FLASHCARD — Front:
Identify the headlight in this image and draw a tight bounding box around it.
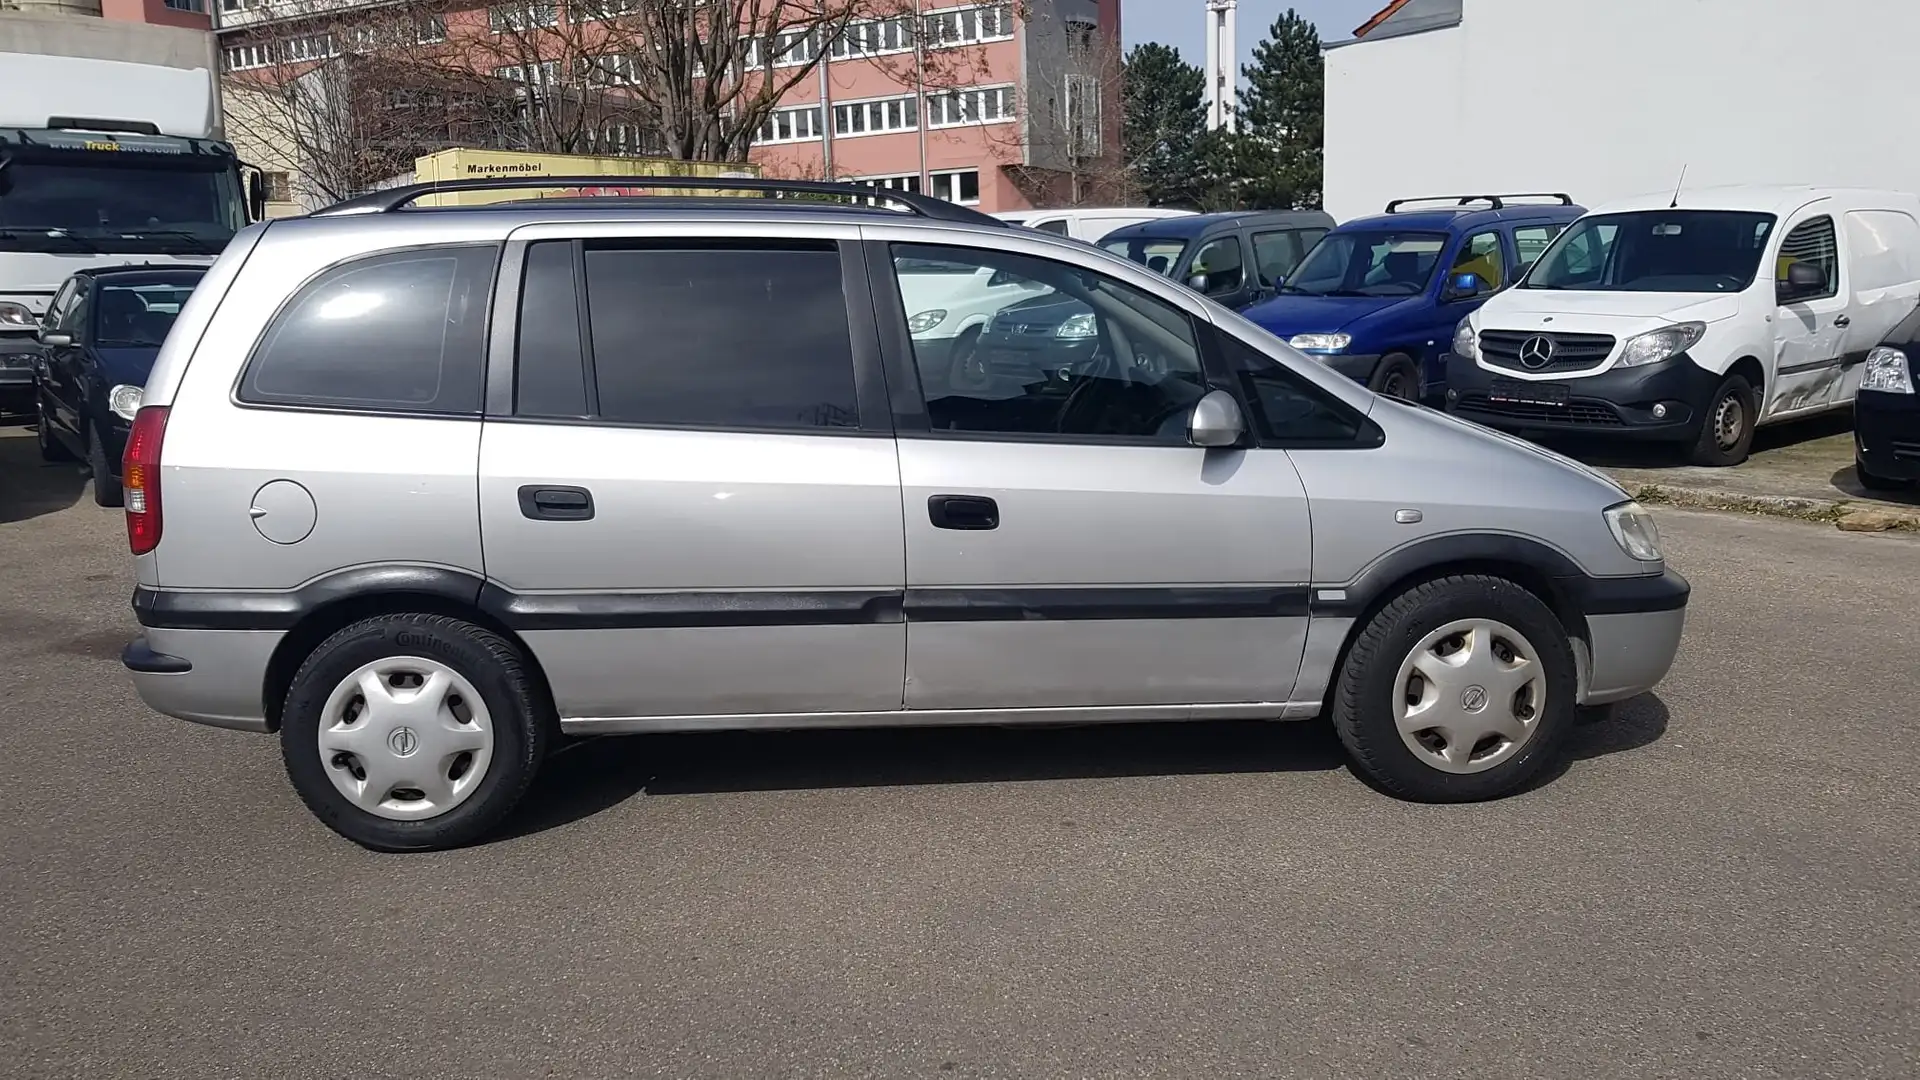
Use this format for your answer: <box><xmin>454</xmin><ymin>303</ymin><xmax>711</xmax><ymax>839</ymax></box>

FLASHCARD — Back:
<box><xmin>1861</xmin><ymin>345</ymin><xmax>1915</xmax><ymax>394</ymax></box>
<box><xmin>0</xmin><ymin>301</ymin><xmax>36</xmax><ymax>329</ymax></box>
<box><xmin>1451</xmin><ymin>318</ymin><xmax>1478</xmax><ymax>361</ymax></box>
<box><xmin>906</xmin><ymin>309</ymin><xmax>948</xmax><ymax>334</ymax></box>
<box><xmin>1056</xmin><ymin>312</ymin><xmax>1097</xmax><ymax>340</ymax></box>
<box><xmin>108</xmin><ymin>384</ymin><xmax>144</xmax><ymax>423</ymax></box>
<box><xmin>1604</xmin><ymin>500</ymin><xmax>1664</xmax><ymax>562</ymax></box>
<box><xmin>1618</xmin><ymin>322</ymin><xmax>1706</xmax><ymax>368</ymax></box>
<box><xmin>1288</xmin><ymin>332</ymin><xmax>1351</xmax><ymax>353</ymax></box>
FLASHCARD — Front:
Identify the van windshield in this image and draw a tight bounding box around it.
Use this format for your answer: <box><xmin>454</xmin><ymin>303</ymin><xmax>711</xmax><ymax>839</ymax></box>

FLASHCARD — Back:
<box><xmin>1282</xmin><ymin>231</ymin><xmax>1448</xmax><ymax>297</ymax></box>
<box><xmin>1102</xmin><ymin>237</ymin><xmax>1188</xmax><ymax>277</ymax></box>
<box><xmin>1525</xmin><ymin>210</ymin><xmax>1776</xmax><ymax>293</ymax></box>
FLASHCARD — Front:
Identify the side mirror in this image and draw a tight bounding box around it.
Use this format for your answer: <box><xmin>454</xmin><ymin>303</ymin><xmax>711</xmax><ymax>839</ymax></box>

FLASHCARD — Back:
<box><xmin>1780</xmin><ymin>261</ymin><xmax>1825</xmax><ymax>300</ymax></box>
<box><xmin>1188</xmin><ymin>389</ymin><xmax>1245</xmax><ymax>448</ymax></box>
<box><xmin>1185</xmin><ymin>272</ymin><xmax>1210</xmax><ymax>294</ymax></box>
<box><xmin>37</xmin><ymin>330</ymin><xmax>72</xmax><ymax>348</ymax></box>
<box><xmin>1444</xmin><ymin>272</ymin><xmax>1483</xmax><ymax>300</ymax></box>
<box><xmin>242</xmin><ymin>163</ymin><xmax>268</xmax><ymax>222</ymax></box>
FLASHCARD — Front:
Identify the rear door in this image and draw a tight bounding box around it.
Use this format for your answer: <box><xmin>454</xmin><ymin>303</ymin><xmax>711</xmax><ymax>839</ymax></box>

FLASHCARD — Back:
<box><xmin>477</xmin><ymin>223</ymin><xmax>907</xmax><ymax>723</ymax></box>
<box><xmin>1835</xmin><ymin>207</ymin><xmax>1920</xmax><ymax>404</ymax></box>
<box><xmin>869</xmin><ymin>233</ymin><xmax>1314</xmax><ymax>714</ymax></box>
<box><xmin>1772</xmin><ymin>212</ymin><xmax>1849</xmax><ymax>414</ymax></box>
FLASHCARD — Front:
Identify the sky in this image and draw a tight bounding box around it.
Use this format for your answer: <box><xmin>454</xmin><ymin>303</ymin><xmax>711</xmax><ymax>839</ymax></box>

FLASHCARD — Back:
<box><xmin>1120</xmin><ymin>0</ymin><xmax>1384</xmax><ymax>73</ymax></box>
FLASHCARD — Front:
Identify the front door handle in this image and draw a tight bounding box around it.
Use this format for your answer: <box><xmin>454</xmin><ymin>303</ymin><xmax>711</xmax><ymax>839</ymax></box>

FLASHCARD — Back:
<box><xmin>1834</xmin><ymin>315</ymin><xmax>1851</xmax><ymax>327</ymax></box>
<box><xmin>518</xmin><ymin>485</ymin><xmax>594</xmax><ymax>521</ymax></box>
<box><xmin>928</xmin><ymin>494</ymin><xmax>998</xmax><ymax>530</ymax></box>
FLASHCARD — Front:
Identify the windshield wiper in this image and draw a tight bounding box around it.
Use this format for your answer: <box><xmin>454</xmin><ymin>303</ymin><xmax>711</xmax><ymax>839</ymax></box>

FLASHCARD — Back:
<box><xmin>0</xmin><ymin>228</ymin><xmax>104</xmax><ymax>252</ymax></box>
<box><xmin>112</xmin><ymin>230</ymin><xmax>218</xmax><ymax>254</ymax></box>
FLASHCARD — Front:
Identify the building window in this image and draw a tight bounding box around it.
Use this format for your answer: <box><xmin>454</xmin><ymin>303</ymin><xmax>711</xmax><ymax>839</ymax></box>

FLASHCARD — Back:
<box><xmin>831</xmin><ymin>15</ymin><xmax>913</xmax><ymax>59</ymax></box>
<box><xmin>929</xmin><ymin>169</ymin><xmax>981</xmax><ymax>205</ymax></box>
<box><xmin>263</xmin><ymin>172</ymin><xmax>292</xmax><ymax>203</ymax></box>
<box><xmin>925</xmin><ymin>85</ymin><xmax>1014</xmax><ymax>128</ymax></box>
<box><xmin>490</xmin><ymin>2</ymin><xmax>558</xmax><ymax>32</ymax></box>
<box><xmin>162</xmin><ymin>0</ymin><xmax>206</xmax><ymax>11</ymax></box>
<box><xmin>761</xmin><ymin>28</ymin><xmax>818</xmax><ymax>67</ymax></box>
<box><xmin>589</xmin><ymin>121</ymin><xmax>660</xmax><ymax>156</ymax></box>
<box><xmin>282</xmin><ymin>33</ymin><xmax>337</xmax><ymax>62</ymax></box>
<box><xmin>495</xmin><ymin>61</ymin><xmax>561</xmax><ymax>88</ymax></box>
<box><xmin>853</xmin><ymin>173</ymin><xmax>923</xmax><ymax>194</ymax></box>
<box><xmin>223</xmin><ymin>43</ymin><xmax>273</xmax><ymax>71</ymax></box>
<box><xmin>833</xmin><ymin>94</ymin><xmax>918</xmax><ymax>138</ymax></box>
<box><xmin>1064</xmin><ymin>73</ymin><xmax>1102</xmax><ymax>156</ymax></box>
<box><xmin>581</xmin><ymin>52</ymin><xmax>637</xmax><ymax>85</ymax></box>
<box><xmin>924</xmin><ymin>4</ymin><xmax>1014</xmax><ymax>48</ymax></box>
<box><xmin>219</xmin><ymin>0</ymin><xmax>255</xmax><ymax>12</ymax></box>
<box><xmin>414</xmin><ymin>13</ymin><xmax>447</xmax><ymax>43</ymax></box>
<box><xmin>756</xmin><ymin>104</ymin><xmax>824</xmax><ymax>144</ymax></box>
<box><xmin>574</xmin><ymin>0</ymin><xmax>638</xmax><ymax>20</ymax></box>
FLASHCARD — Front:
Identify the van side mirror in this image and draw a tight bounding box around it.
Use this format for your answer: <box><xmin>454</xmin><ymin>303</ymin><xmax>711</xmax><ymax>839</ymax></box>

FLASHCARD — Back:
<box><xmin>1185</xmin><ymin>272</ymin><xmax>1211</xmax><ymax>294</ymax></box>
<box><xmin>37</xmin><ymin>330</ymin><xmax>72</xmax><ymax>348</ymax></box>
<box><xmin>1779</xmin><ymin>261</ymin><xmax>1825</xmax><ymax>301</ymax></box>
<box><xmin>1444</xmin><ymin>272</ymin><xmax>1483</xmax><ymax>301</ymax></box>
<box><xmin>1188</xmin><ymin>389</ymin><xmax>1245</xmax><ymax>448</ymax></box>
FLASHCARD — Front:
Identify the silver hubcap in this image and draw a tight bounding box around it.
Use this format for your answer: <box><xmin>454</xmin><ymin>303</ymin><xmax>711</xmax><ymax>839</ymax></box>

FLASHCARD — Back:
<box><xmin>317</xmin><ymin>657</ymin><xmax>494</xmax><ymax>821</ymax></box>
<box><xmin>1713</xmin><ymin>394</ymin><xmax>1745</xmax><ymax>450</ymax></box>
<box><xmin>1392</xmin><ymin>619</ymin><xmax>1547</xmax><ymax>774</ymax></box>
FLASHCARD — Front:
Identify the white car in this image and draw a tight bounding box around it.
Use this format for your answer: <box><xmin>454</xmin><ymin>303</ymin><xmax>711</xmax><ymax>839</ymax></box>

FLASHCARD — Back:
<box><xmin>1447</xmin><ymin>185</ymin><xmax>1920</xmax><ymax>465</ymax></box>
<box><xmin>896</xmin><ymin>259</ymin><xmax>1051</xmax><ymax>353</ymax></box>
<box><xmin>994</xmin><ymin>207</ymin><xmax>1195</xmax><ymax>243</ymax></box>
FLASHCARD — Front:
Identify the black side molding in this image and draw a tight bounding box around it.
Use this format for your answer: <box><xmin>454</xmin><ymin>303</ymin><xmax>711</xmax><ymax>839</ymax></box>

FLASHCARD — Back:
<box><xmin>134</xmin><ymin>565</ymin><xmax>487</xmax><ymax>631</ymax></box>
<box><xmin>1312</xmin><ymin>533</ymin><xmax>1689</xmax><ymax>619</ymax></box>
<box><xmin>478</xmin><ymin>586</ymin><xmax>905</xmax><ymax>631</ymax></box>
<box><xmin>122</xmin><ymin>636</ymin><xmax>192</xmax><ymax>674</ymax></box>
<box><xmin>905</xmin><ymin>586</ymin><xmax>1310</xmax><ymax>623</ymax></box>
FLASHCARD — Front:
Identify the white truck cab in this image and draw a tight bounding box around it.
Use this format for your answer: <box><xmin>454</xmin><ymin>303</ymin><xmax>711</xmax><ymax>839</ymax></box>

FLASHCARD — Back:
<box><xmin>1444</xmin><ymin>186</ymin><xmax>1920</xmax><ymax>465</ymax></box>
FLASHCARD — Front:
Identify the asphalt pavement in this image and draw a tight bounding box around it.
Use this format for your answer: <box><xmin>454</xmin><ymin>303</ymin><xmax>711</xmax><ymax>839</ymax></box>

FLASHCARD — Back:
<box><xmin>2</xmin><ymin>425</ymin><xmax>1917</xmax><ymax>1080</ymax></box>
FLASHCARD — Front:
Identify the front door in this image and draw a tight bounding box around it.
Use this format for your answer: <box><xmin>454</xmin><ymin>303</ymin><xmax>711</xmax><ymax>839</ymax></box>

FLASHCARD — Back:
<box><xmin>477</xmin><ymin>229</ymin><xmax>906</xmax><ymax>722</ymax></box>
<box><xmin>873</xmin><ymin>239</ymin><xmax>1314</xmax><ymax>713</ymax></box>
<box><xmin>1771</xmin><ymin>213</ymin><xmax>1849</xmax><ymax>415</ymax></box>
<box><xmin>1186</xmin><ymin>233</ymin><xmax>1258</xmax><ymax>309</ymax></box>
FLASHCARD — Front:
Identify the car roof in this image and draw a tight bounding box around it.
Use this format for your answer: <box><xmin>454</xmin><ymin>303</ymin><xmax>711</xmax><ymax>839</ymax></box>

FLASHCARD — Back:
<box><xmin>1334</xmin><ymin>203</ymin><xmax>1585</xmax><ymax>233</ymax></box>
<box><xmin>1586</xmin><ymin>184</ymin><xmax>1920</xmax><ymax>216</ymax></box>
<box><xmin>1100</xmin><ymin>209</ymin><xmax>1335</xmax><ymax>241</ymax></box>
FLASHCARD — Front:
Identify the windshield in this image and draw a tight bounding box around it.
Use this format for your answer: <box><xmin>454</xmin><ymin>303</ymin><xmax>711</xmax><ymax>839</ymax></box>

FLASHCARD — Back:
<box><xmin>95</xmin><ymin>281</ymin><xmax>198</xmax><ymax>347</ymax></box>
<box><xmin>1525</xmin><ymin>210</ymin><xmax>1776</xmax><ymax>292</ymax></box>
<box><xmin>1102</xmin><ymin>237</ymin><xmax>1188</xmax><ymax>278</ymax></box>
<box><xmin>1284</xmin><ymin>231</ymin><xmax>1448</xmax><ymax>297</ymax></box>
<box><xmin>0</xmin><ymin>156</ymin><xmax>243</xmax><ymax>254</ymax></box>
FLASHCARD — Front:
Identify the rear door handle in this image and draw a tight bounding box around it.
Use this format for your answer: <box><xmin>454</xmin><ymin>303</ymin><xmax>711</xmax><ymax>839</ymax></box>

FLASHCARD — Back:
<box><xmin>518</xmin><ymin>485</ymin><xmax>594</xmax><ymax>521</ymax></box>
<box><xmin>928</xmin><ymin>494</ymin><xmax>998</xmax><ymax>530</ymax></box>
<box><xmin>1834</xmin><ymin>315</ymin><xmax>1851</xmax><ymax>327</ymax></box>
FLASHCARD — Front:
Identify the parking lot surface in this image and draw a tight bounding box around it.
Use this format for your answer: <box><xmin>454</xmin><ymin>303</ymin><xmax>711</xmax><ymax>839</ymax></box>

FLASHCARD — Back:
<box><xmin>3</xmin><ymin>426</ymin><xmax>1917</xmax><ymax>1080</ymax></box>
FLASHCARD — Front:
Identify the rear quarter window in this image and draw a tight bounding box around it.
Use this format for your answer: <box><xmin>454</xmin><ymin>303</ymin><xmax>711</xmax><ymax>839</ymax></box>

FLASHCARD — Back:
<box><xmin>237</xmin><ymin>244</ymin><xmax>498</xmax><ymax>414</ymax></box>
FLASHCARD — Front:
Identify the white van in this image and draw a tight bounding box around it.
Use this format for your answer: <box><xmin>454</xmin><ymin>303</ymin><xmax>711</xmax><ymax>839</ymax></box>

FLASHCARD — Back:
<box><xmin>1444</xmin><ymin>186</ymin><xmax>1920</xmax><ymax>465</ymax></box>
<box><xmin>994</xmin><ymin>207</ymin><xmax>1195</xmax><ymax>243</ymax></box>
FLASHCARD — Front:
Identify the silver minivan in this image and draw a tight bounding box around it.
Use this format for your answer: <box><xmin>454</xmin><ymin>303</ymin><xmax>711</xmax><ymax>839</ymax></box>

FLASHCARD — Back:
<box><xmin>120</xmin><ymin>178</ymin><xmax>1689</xmax><ymax>851</ymax></box>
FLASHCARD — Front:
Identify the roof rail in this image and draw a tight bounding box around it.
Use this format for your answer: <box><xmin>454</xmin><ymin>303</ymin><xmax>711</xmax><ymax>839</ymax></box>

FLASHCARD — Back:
<box><xmin>1383</xmin><ymin>192</ymin><xmax>1574</xmax><ymax>213</ymax></box>
<box><xmin>312</xmin><ymin>175</ymin><xmax>1007</xmax><ymax>227</ymax></box>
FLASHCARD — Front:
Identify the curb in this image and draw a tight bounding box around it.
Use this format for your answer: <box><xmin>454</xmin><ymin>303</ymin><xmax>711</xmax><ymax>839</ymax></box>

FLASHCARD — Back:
<box><xmin>1621</xmin><ymin>480</ymin><xmax>1920</xmax><ymax>532</ymax></box>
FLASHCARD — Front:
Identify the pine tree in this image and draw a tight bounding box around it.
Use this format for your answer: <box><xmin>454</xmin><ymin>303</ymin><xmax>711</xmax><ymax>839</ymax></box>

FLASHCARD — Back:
<box><xmin>1235</xmin><ymin>8</ymin><xmax>1324</xmax><ymax>210</ymax></box>
<box><xmin>1121</xmin><ymin>43</ymin><xmax>1209</xmax><ymax>208</ymax></box>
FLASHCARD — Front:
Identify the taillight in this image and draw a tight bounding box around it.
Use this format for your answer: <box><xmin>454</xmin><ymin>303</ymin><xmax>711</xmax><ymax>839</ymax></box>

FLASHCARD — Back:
<box><xmin>123</xmin><ymin>405</ymin><xmax>169</xmax><ymax>555</ymax></box>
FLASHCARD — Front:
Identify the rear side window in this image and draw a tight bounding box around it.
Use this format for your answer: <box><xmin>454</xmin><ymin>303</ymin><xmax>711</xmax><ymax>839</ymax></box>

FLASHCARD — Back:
<box><xmin>1032</xmin><ymin>219</ymin><xmax>1070</xmax><ymax>235</ymax></box>
<box><xmin>239</xmin><ymin>245</ymin><xmax>496</xmax><ymax>414</ymax></box>
<box><xmin>580</xmin><ymin>244</ymin><xmax>859</xmax><ymax>431</ymax></box>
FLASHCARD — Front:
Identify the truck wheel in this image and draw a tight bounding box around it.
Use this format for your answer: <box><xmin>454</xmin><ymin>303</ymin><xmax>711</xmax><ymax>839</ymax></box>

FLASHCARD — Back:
<box><xmin>1331</xmin><ymin>574</ymin><xmax>1578</xmax><ymax>802</ymax></box>
<box><xmin>1369</xmin><ymin>354</ymin><xmax>1422</xmax><ymax>402</ymax></box>
<box><xmin>279</xmin><ymin>614</ymin><xmax>552</xmax><ymax>852</ymax></box>
<box><xmin>1688</xmin><ymin>374</ymin><xmax>1756</xmax><ymax>467</ymax></box>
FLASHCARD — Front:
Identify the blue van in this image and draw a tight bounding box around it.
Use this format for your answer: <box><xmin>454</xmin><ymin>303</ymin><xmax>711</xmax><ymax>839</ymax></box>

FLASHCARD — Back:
<box><xmin>1241</xmin><ymin>194</ymin><xmax>1585</xmax><ymax>400</ymax></box>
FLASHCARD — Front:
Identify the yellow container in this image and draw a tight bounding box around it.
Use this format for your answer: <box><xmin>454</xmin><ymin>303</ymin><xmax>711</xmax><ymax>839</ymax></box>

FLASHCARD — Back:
<box><xmin>408</xmin><ymin>149</ymin><xmax>762</xmax><ymax>206</ymax></box>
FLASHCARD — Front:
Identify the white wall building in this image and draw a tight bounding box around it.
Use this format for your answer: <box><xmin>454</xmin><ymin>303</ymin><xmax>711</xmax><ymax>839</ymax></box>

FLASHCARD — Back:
<box><xmin>1324</xmin><ymin>0</ymin><xmax>1920</xmax><ymax>222</ymax></box>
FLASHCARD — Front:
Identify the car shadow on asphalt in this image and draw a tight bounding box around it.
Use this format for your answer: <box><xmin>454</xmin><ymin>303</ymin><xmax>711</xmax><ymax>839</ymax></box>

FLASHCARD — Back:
<box><xmin>1829</xmin><ymin>466</ymin><xmax>1920</xmax><ymax>505</ymax></box>
<box><xmin>499</xmin><ymin>694</ymin><xmax>1673</xmax><ymax>841</ymax></box>
<box><xmin>0</xmin><ymin>422</ymin><xmax>87</xmax><ymax>525</ymax></box>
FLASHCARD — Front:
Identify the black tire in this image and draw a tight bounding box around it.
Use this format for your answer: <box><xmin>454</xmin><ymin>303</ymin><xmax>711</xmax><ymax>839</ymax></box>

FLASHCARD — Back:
<box><xmin>1331</xmin><ymin>574</ymin><xmax>1579</xmax><ymax>802</ymax></box>
<box><xmin>1855</xmin><ymin>454</ymin><xmax>1909</xmax><ymax>492</ymax></box>
<box><xmin>87</xmin><ymin>422</ymin><xmax>122</xmax><ymax>508</ymax></box>
<box><xmin>1688</xmin><ymin>373</ymin><xmax>1757</xmax><ymax>467</ymax></box>
<box><xmin>1369</xmin><ymin>353</ymin><xmax>1422</xmax><ymax>402</ymax></box>
<box><xmin>947</xmin><ymin>326</ymin><xmax>987</xmax><ymax>393</ymax></box>
<box><xmin>36</xmin><ymin>396</ymin><xmax>73</xmax><ymax>463</ymax></box>
<box><xmin>280</xmin><ymin>614</ymin><xmax>552</xmax><ymax>852</ymax></box>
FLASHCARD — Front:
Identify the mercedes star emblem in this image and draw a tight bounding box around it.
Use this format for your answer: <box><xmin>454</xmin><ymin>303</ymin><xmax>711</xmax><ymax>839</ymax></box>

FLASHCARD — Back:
<box><xmin>1518</xmin><ymin>335</ymin><xmax>1556</xmax><ymax>369</ymax></box>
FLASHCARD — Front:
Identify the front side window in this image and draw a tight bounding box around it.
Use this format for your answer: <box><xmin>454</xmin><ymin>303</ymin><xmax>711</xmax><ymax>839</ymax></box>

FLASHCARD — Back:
<box><xmin>1032</xmin><ymin>219</ymin><xmax>1070</xmax><ymax>236</ymax></box>
<box><xmin>1284</xmin><ymin>230</ymin><xmax>1448</xmax><ymax>298</ymax></box>
<box><xmin>1104</xmin><ymin>237</ymin><xmax>1187</xmax><ymax>278</ymax></box>
<box><xmin>582</xmin><ymin>244</ymin><xmax>859</xmax><ymax>431</ymax></box>
<box><xmin>1449</xmin><ymin>231</ymin><xmax>1505</xmax><ymax>294</ymax></box>
<box><xmin>1251</xmin><ymin>230</ymin><xmax>1310</xmax><ymax>285</ymax></box>
<box><xmin>1777</xmin><ymin>216</ymin><xmax>1839</xmax><ymax>302</ymax></box>
<box><xmin>1187</xmin><ymin>237</ymin><xmax>1244</xmax><ymax>294</ymax></box>
<box><xmin>94</xmin><ymin>282</ymin><xmax>196</xmax><ymax>347</ymax></box>
<box><xmin>1219</xmin><ymin>334</ymin><xmax>1369</xmax><ymax>446</ymax></box>
<box><xmin>890</xmin><ymin>244</ymin><xmax>1207</xmax><ymax>442</ymax></box>
<box><xmin>240</xmin><ymin>246</ymin><xmax>496</xmax><ymax>414</ymax></box>
<box><xmin>1525</xmin><ymin>211</ymin><xmax>1776</xmax><ymax>293</ymax></box>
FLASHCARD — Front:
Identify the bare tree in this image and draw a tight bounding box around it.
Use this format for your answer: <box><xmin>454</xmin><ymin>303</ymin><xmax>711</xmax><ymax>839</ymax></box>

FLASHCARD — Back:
<box><xmin>989</xmin><ymin>5</ymin><xmax>1130</xmax><ymax>208</ymax></box>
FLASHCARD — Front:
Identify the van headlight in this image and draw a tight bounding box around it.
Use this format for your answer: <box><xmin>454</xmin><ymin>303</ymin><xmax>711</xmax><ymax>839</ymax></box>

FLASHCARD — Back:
<box><xmin>1451</xmin><ymin>318</ymin><xmax>1478</xmax><ymax>361</ymax></box>
<box><xmin>1619</xmin><ymin>322</ymin><xmax>1705</xmax><ymax>368</ymax></box>
<box><xmin>0</xmin><ymin>301</ymin><xmax>36</xmax><ymax>329</ymax></box>
<box><xmin>1288</xmin><ymin>332</ymin><xmax>1350</xmax><ymax>353</ymax></box>
<box><xmin>906</xmin><ymin>309</ymin><xmax>948</xmax><ymax>334</ymax></box>
<box><xmin>1861</xmin><ymin>346</ymin><xmax>1915</xmax><ymax>394</ymax></box>
<box><xmin>108</xmin><ymin>384</ymin><xmax>144</xmax><ymax>422</ymax></box>
<box><xmin>1604</xmin><ymin>500</ymin><xmax>1664</xmax><ymax>562</ymax></box>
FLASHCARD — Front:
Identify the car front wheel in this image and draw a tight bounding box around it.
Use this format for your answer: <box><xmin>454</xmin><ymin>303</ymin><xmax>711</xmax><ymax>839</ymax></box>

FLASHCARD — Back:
<box><xmin>1331</xmin><ymin>574</ymin><xmax>1578</xmax><ymax>802</ymax></box>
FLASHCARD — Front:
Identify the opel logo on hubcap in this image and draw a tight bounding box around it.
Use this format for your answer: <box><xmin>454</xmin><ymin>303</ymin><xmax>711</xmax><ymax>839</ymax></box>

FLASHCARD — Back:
<box><xmin>387</xmin><ymin>726</ymin><xmax>420</xmax><ymax>756</ymax></box>
<box><xmin>1460</xmin><ymin>686</ymin><xmax>1489</xmax><ymax>713</ymax></box>
<box><xmin>1518</xmin><ymin>335</ymin><xmax>1556</xmax><ymax>369</ymax></box>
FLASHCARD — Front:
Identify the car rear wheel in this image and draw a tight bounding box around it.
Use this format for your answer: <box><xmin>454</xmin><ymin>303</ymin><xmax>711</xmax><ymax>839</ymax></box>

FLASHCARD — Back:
<box><xmin>1331</xmin><ymin>574</ymin><xmax>1577</xmax><ymax>802</ymax></box>
<box><xmin>88</xmin><ymin>422</ymin><xmax>122</xmax><ymax>508</ymax></box>
<box><xmin>1369</xmin><ymin>353</ymin><xmax>1421</xmax><ymax>402</ymax></box>
<box><xmin>280</xmin><ymin>614</ymin><xmax>551</xmax><ymax>852</ymax></box>
<box><xmin>1688</xmin><ymin>374</ymin><xmax>1756</xmax><ymax>467</ymax></box>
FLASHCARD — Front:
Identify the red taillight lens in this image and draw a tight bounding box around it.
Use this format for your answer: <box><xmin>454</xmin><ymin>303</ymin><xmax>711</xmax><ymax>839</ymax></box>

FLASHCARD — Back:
<box><xmin>123</xmin><ymin>405</ymin><xmax>169</xmax><ymax>556</ymax></box>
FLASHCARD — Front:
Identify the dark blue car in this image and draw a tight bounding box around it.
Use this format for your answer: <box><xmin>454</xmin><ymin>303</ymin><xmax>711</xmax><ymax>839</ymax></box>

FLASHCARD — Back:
<box><xmin>34</xmin><ymin>266</ymin><xmax>206</xmax><ymax>506</ymax></box>
<box><xmin>1241</xmin><ymin>194</ymin><xmax>1586</xmax><ymax>400</ymax></box>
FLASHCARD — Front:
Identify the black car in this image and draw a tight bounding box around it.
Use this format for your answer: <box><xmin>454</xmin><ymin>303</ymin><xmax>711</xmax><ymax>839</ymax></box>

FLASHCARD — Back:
<box><xmin>1100</xmin><ymin>209</ymin><xmax>1336</xmax><ymax>312</ymax></box>
<box><xmin>1855</xmin><ymin>305</ymin><xmax>1920</xmax><ymax>491</ymax></box>
<box><xmin>34</xmin><ymin>266</ymin><xmax>205</xmax><ymax>506</ymax></box>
